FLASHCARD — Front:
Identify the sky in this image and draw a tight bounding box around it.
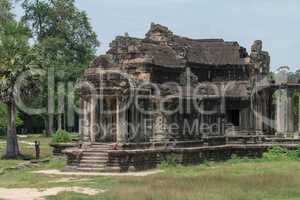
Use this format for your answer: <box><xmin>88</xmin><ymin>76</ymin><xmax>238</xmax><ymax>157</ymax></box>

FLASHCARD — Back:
<box><xmin>13</xmin><ymin>0</ymin><xmax>300</xmax><ymax>71</ymax></box>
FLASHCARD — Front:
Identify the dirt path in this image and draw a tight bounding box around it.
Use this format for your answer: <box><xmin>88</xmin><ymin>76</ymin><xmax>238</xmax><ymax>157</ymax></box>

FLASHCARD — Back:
<box><xmin>0</xmin><ymin>187</ymin><xmax>105</xmax><ymax>200</ymax></box>
<box><xmin>33</xmin><ymin>169</ymin><xmax>163</xmax><ymax>177</ymax></box>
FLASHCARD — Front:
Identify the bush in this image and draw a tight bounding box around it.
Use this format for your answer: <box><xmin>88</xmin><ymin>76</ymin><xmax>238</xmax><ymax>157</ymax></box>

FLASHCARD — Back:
<box><xmin>160</xmin><ymin>154</ymin><xmax>178</xmax><ymax>168</ymax></box>
<box><xmin>69</xmin><ymin>132</ymin><xmax>80</xmax><ymax>141</ymax></box>
<box><xmin>52</xmin><ymin>129</ymin><xmax>72</xmax><ymax>143</ymax></box>
<box><xmin>262</xmin><ymin>146</ymin><xmax>289</xmax><ymax>161</ymax></box>
<box><xmin>288</xmin><ymin>146</ymin><xmax>300</xmax><ymax>160</ymax></box>
<box><xmin>228</xmin><ymin>154</ymin><xmax>251</xmax><ymax>164</ymax></box>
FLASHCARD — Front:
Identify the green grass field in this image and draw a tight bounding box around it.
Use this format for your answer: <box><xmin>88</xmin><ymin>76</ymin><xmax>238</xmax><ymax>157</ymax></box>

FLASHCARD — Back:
<box><xmin>0</xmin><ymin>134</ymin><xmax>52</xmax><ymax>168</ymax></box>
<box><xmin>1</xmin><ymin>135</ymin><xmax>300</xmax><ymax>200</ymax></box>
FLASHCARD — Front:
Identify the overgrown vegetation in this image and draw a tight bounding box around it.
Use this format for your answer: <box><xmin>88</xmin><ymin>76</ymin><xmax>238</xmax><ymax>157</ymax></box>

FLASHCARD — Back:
<box><xmin>262</xmin><ymin>145</ymin><xmax>290</xmax><ymax>161</ymax></box>
<box><xmin>0</xmin><ymin>134</ymin><xmax>52</xmax><ymax>162</ymax></box>
<box><xmin>2</xmin><ymin>136</ymin><xmax>300</xmax><ymax>199</ymax></box>
<box><xmin>160</xmin><ymin>154</ymin><xmax>178</xmax><ymax>168</ymax></box>
<box><xmin>52</xmin><ymin>129</ymin><xmax>72</xmax><ymax>143</ymax></box>
<box><xmin>228</xmin><ymin>145</ymin><xmax>300</xmax><ymax>163</ymax></box>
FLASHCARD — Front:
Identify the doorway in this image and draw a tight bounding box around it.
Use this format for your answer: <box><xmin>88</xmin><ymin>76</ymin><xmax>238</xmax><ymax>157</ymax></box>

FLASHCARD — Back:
<box><xmin>227</xmin><ymin>110</ymin><xmax>240</xmax><ymax>127</ymax></box>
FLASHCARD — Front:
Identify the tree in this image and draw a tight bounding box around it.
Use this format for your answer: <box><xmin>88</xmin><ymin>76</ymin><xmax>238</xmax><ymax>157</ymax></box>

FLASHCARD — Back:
<box><xmin>22</xmin><ymin>0</ymin><xmax>99</xmax><ymax>135</ymax></box>
<box><xmin>0</xmin><ymin>103</ymin><xmax>24</xmax><ymax>130</ymax></box>
<box><xmin>0</xmin><ymin>17</ymin><xmax>34</xmax><ymax>158</ymax></box>
<box><xmin>0</xmin><ymin>0</ymin><xmax>14</xmax><ymax>23</ymax></box>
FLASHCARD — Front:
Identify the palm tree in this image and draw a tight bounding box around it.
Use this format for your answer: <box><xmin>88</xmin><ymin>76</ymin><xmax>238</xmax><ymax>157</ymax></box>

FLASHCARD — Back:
<box><xmin>0</xmin><ymin>20</ymin><xmax>34</xmax><ymax>158</ymax></box>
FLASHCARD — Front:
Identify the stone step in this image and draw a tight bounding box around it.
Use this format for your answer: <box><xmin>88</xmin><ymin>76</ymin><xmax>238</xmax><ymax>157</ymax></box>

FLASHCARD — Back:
<box><xmin>83</xmin><ymin>152</ymin><xmax>109</xmax><ymax>155</ymax></box>
<box><xmin>76</xmin><ymin>167</ymin><xmax>106</xmax><ymax>172</ymax></box>
<box><xmin>85</xmin><ymin>149</ymin><xmax>111</xmax><ymax>152</ymax></box>
<box><xmin>85</xmin><ymin>149</ymin><xmax>109</xmax><ymax>152</ymax></box>
<box><xmin>81</xmin><ymin>156</ymin><xmax>108</xmax><ymax>160</ymax></box>
<box><xmin>91</xmin><ymin>144</ymin><xmax>113</xmax><ymax>147</ymax></box>
<box><xmin>91</xmin><ymin>144</ymin><xmax>114</xmax><ymax>148</ymax></box>
<box><xmin>88</xmin><ymin>148</ymin><xmax>112</xmax><ymax>151</ymax></box>
<box><xmin>82</xmin><ymin>155</ymin><xmax>107</xmax><ymax>158</ymax></box>
<box><xmin>90</xmin><ymin>145</ymin><xmax>113</xmax><ymax>148</ymax></box>
<box><xmin>78</xmin><ymin>164</ymin><xmax>106</xmax><ymax>168</ymax></box>
<box><xmin>92</xmin><ymin>143</ymin><xmax>114</xmax><ymax>145</ymax></box>
<box><xmin>80</xmin><ymin>160</ymin><xmax>108</xmax><ymax>164</ymax></box>
<box><xmin>82</xmin><ymin>151</ymin><xmax>108</xmax><ymax>157</ymax></box>
<box><xmin>81</xmin><ymin>155</ymin><xmax>108</xmax><ymax>159</ymax></box>
<box><xmin>82</xmin><ymin>155</ymin><xmax>108</xmax><ymax>159</ymax></box>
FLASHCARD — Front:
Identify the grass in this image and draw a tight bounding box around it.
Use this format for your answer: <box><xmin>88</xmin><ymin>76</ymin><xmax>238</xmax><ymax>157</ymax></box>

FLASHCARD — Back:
<box><xmin>1</xmin><ymin>136</ymin><xmax>300</xmax><ymax>199</ymax></box>
<box><xmin>0</xmin><ymin>134</ymin><xmax>52</xmax><ymax>161</ymax></box>
<box><xmin>38</xmin><ymin>160</ymin><xmax>300</xmax><ymax>200</ymax></box>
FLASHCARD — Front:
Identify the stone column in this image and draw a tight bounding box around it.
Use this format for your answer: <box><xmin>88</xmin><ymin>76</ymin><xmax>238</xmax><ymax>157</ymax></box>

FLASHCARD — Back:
<box><xmin>276</xmin><ymin>89</ymin><xmax>288</xmax><ymax>135</ymax></box>
<box><xmin>255</xmin><ymin>94</ymin><xmax>263</xmax><ymax>132</ymax></box>
<box><xmin>298</xmin><ymin>94</ymin><xmax>300</xmax><ymax>133</ymax></box>
<box><xmin>282</xmin><ymin>90</ymin><xmax>289</xmax><ymax>134</ymax></box>
<box><xmin>153</xmin><ymin>112</ymin><xmax>168</xmax><ymax>142</ymax></box>
<box><xmin>262</xmin><ymin>92</ymin><xmax>268</xmax><ymax>133</ymax></box>
<box><xmin>275</xmin><ymin>92</ymin><xmax>282</xmax><ymax>134</ymax></box>
<box><xmin>79</xmin><ymin>98</ymin><xmax>84</xmax><ymax>139</ymax></box>
<box><xmin>90</xmin><ymin>96</ymin><xmax>97</xmax><ymax>143</ymax></box>
<box><xmin>116</xmin><ymin>97</ymin><xmax>126</xmax><ymax>143</ymax></box>
<box><xmin>219</xmin><ymin>98</ymin><xmax>226</xmax><ymax>136</ymax></box>
<box><xmin>82</xmin><ymin>98</ymin><xmax>91</xmax><ymax>143</ymax></box>
<box><xmin>200</xmin><ymin>101</ymin><xmax>205</xmax><ymax>136</ymax></box>
<box><xmin>287</xmin><ymin>90</ymin><xmax>294</xmax><ymax>133</ymax></box>
<box><xmin>151</xmin><ymin>98</ymin><xmax>169</xmax><ymax>142</ymax></box>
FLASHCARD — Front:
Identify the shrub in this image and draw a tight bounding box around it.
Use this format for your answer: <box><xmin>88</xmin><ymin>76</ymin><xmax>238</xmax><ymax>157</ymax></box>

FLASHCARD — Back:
<box><xmin>69</xmin><ymin>132</ymin><xmax>80</xmax><ymax>141</ymax></box>
<box><xmin>228</xmin><ymin>154</ymin><xmax>251</xmax><ymax>164</ymax></box>
<box><xmin>160</xmin><ymin>154</ymin><xmax>178</xmax><ymax>168</ymax></box>
<box><xmin>262</xmin><ymin>146</ymin><xmax>289</xmax><ymax>161</ymax></box>
<box><xmin>52</xmin><ymin>129</ymin><xmax>72</xmax><ymax>143</ymax></box>
<box><xmin>288</xmin><ymin>146</ymin><xmax>300</xmax><ymax>160</ymax></box>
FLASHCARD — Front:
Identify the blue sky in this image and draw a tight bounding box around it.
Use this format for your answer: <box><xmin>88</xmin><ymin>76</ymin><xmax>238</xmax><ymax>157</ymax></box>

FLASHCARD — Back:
<box><xmin>14</xmin><ymin>0</ymin><xmax>300</xmax><ymax>71</ymax></box>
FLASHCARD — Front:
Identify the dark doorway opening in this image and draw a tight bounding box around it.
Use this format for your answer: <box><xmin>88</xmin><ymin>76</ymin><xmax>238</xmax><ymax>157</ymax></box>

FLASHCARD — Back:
<box><xmin>227</xmin><ymin>110</ymin><xmax>240</xmax><ymax>127</ymax></box>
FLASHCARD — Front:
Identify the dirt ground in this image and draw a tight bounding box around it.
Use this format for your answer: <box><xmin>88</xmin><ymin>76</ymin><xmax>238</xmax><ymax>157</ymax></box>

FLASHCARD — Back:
<box><xmin>33</xmin><ymin>169</ymin><xmax>163</xmax><ymax>177</ymax></box>
<box><xmin>0</xmin><ymin>187</ymin><xmax>105</xmax><ymax>200</ymax></box>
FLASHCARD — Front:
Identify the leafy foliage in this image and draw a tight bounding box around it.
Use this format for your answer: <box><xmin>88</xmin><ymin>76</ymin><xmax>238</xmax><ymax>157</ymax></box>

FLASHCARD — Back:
<box><xmin>0</xmin><ymin>0</ymin><xmax>39</xmax><ymax>158</ymax></box>
<box><xmin>0</xmin><ymin>0</ymin><xmax>13</xmax><ymax>23</ymax></box>
<box><xmin>0</xmin><ymin>17</ymin><xmax>38</xmax><ymax>103</ymax></box>
<box><xmin>22</xmin><ymin>0</ymin><xmax>99</xmax><ymax>76</ymax></box>
<box><xmin>52</xmin><ymin>129</ymin><xmax>72</xmax><ymax>143</ymax></box>
<box><xmin>160</xmin><ymin>154</ymin><xmax>178</xmax><ymax>168</ymax></box>
<box><xmin>0</xmin><ymin>103</ymin><xmax>23</xmax><ymax>129</ymax></box>
<box><xmin>21</xmin><ymin>0</ymin><xmax>99</xmax><ymax>134</ymax></box>
<box><xmin>262</xmin><ymin>146</ymin><xmax>289</xmax><ymax>161</ymax></box>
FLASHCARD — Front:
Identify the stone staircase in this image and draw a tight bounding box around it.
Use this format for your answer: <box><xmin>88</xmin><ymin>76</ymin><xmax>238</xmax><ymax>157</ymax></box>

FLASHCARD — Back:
<box><xmin>76</xmin><ymin>143</ymin><xmax>113</xmax><ymax>172</ymax></box>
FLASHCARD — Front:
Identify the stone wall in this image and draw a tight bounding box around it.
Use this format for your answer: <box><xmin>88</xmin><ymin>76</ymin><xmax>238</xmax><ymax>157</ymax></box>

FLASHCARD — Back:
<box><xmin>104</xmin><ymin>143</ymin><xmax>298</xmax><ymax>172</ymax></box>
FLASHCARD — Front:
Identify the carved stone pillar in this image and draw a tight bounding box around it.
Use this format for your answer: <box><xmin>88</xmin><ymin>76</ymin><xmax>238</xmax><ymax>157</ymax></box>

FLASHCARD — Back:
<box><xmin>116</xmin><ymin>97</ymin><xmax>127</xmax><ymax>143</ymax></box>
<box><xmin>90</xmin><ymin>96</ymin><xmax>97</xmax><ymax>143</ymax></box>
<box><xmin>276</xmin><ymin>89</ymin><xmax>288</xmax><ymax>135</ymax></box>
<box><xmin>262</xmin><ymin>92</ymin><xmax>268</xmax><ymax>133</ymax></box>
<box><xmin>79</xmin><ymin>98</ymin><xmax>84</xmax><ymax>139</ymax></box>
<box><xmin>287</xmin><ymin>90</ymin><xmax>294</xmax><ymax>133</ymax></box>
<box><xmin>275</xmin><ymin>92</ymin><xmax>282</xmax><ymax>134</ymax></box>
<box><xmin>298</xmin><ymin>94</ymin><xmax>300</xmax><ymax>133</ymax></box>
<box><xmin>82</xmin><ymin>98</ymin><xmax>91</xmax><ymax>143</ymax></box>
<box><xmin>282</xmin><ymin>90</ymin><xmax>289</xmax><ymax>134</ymax></box>
<box><xmin>153</xmin><ymin>112</ymin><xmax>168</xmax><ymax>142</ymax></box>
<box><xmin>255</xmin><ymin>94</ymin><xmax>263</xmax><ymax>131</ymax></box>
<box><xmin>151</xmin><ymin>98</ymin><xmax>168</xmax><ymax>142</ymax></box>
<box><xmin>219</xmin><ymin>98</ymin><xmax>226</xmax><ymax>136</ymax></box>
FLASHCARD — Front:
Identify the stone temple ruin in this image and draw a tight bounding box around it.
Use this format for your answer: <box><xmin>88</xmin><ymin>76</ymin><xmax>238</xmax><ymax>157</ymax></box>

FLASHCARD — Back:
<box><xmin>65</xmin><ymin>23</ymin><xmax>300</xmax><ymax>172</ymax></box>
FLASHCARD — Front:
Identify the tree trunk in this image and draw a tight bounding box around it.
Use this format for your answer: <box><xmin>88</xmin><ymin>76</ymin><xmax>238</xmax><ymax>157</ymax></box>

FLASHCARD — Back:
<box><xmin>43</xmin><ymin>115</ymin><xmax>49</xmax><ymax>137</ymax></box>
<box><xmin>57</xmin><ymin>113</ymin><xmax>62</xmax><ymax>130</ymax></box>
<box><xmin>48</xmin><ymin>113</ymin><xmax>54</xmax><ymax>135</ymax></box>
<box><xmin>5</xmin><ymin>101</ymin><xmax>20</xmax><ymax>158</ymax></box>
<box><xmin>63</xmin><ymin>111</ymin><xmax>66</xmax><ymax>130</ymax></box>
